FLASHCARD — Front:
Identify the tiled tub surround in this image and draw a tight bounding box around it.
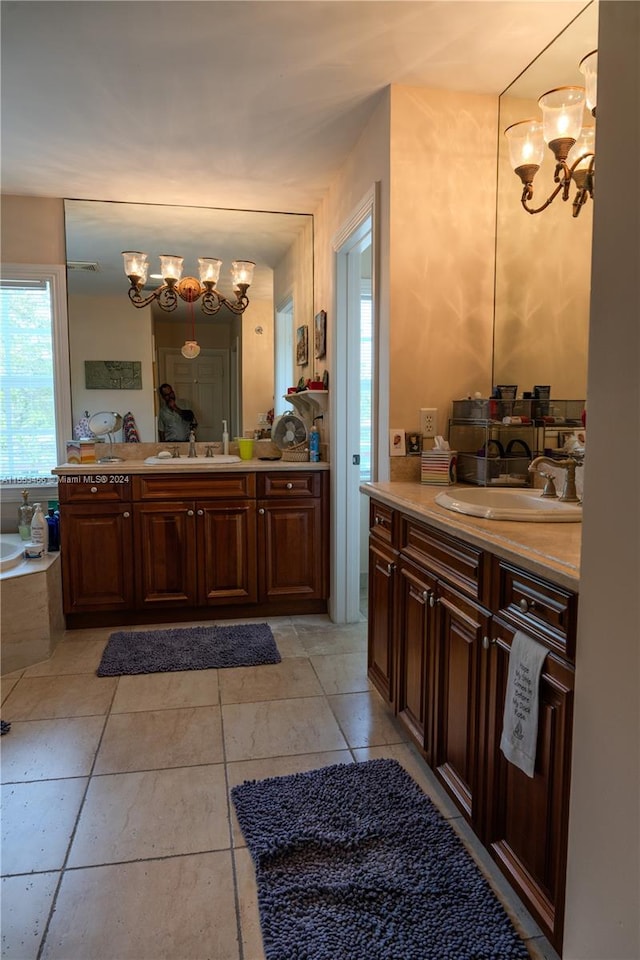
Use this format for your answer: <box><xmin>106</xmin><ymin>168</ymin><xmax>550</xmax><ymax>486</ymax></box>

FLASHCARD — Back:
<box><xmin>1</xmin><ymin>614</ymin><xmax>560</xmax><ymax>960</ymax></box>
<box><xmin>0</xmin><ymin>536</ymin><xmax>64</xmax><ymax>675</ymax></box>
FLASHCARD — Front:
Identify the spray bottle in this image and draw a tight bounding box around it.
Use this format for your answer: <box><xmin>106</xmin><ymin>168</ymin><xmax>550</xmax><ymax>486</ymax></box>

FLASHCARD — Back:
<box><xmin>309</xmin><ymin>417</ymin><xmax>321</xmax><ymax>463</ymax></box>
<box><xmin>222</xmin><ymin>420</ymin><xmax>229</xmax><ymax>455</ymax></box>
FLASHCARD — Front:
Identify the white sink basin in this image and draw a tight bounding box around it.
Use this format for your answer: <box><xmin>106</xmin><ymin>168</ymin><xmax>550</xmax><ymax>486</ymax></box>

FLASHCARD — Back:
<box><xmin>435</xmin><ymin>487</ymin><xmax>582</xmax><ymax>522</ymax></box>
<box><xmin>144</xmin><ymin>454</ymin><xmax>242</xmax><ymax>465</ymax></box>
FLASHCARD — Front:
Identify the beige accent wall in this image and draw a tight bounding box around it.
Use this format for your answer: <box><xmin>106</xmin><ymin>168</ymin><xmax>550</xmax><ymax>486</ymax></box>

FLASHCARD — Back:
<box><xmin>241</xmin><ymin>299</ymin><xmax>275</xmax><ymax>433</ymax></box>
<box><xmin>388</xmin><ymin>86</ymin><xmax>496</xmax><ymax>436</ymax></box>
<box><xmin>67</xmin><ymin>293</ymin><xmax>155</xmax><ymax>441</ymax></box>
<box><xmin>1</xmin><ymin>195</ymin><xmax>65</xmax><ymax>263</ymax></box>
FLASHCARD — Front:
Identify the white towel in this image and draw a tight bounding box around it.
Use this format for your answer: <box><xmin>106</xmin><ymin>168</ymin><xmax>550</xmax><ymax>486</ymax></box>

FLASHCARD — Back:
<box><xmin>500</xmin><ymin>630</ymin><xmax>548</xmax><ymax>778</ymax></box>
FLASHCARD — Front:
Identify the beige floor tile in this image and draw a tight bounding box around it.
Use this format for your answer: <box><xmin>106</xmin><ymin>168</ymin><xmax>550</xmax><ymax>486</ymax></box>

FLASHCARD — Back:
<box><xmin>328</xmin><ymin>691</ymin><xmax>409</xmax><ymax>747</ymax></box>
<box><xmin>110</xmin><ymin>668</ymin><xmax>219</xmax><ymax>713</ymax></box>
<box><xmin>1</xmin><ymin>778</ymin><xmax>87</xmax><ymax>875</ymax></box>
<box><xmin>59</xmin><ymin>625</ymin><xmax>118</xmax><ymax>644</ymax></box>
<box><xmin>228</xmin><ymin>751</ymin><xmax>353</xmax><ymax>847</ymax></box>
<box><xmin>0</xmin><ymin>872</ymin><xmax>59</xmax><ymax>960</ymax></box>
<box><xmin>23</xmin><ymin>640</ymin><xmax>106</xmax><ymax>677</ymax></box>
<box><xmin>1</xmin><ymin>675</ymin><xmax>116</xmax><ymax>721</ymax></box>
<box><xmin>67</xmin><ymin>763</ymin><xmax>229</xmax><ymax>867</ymax></box>
<box><xmin>222</xmin><ymin>696</ymin><xmax>348</xmax><ymax>762</ymax></box>
<box><xmin>296</xmin><ymin>621</ymin><xmax>368</xmax><ymax>656</ymax></box>
<box><xmin>234</xmin><ymin>846</ymin><xmax>265</xmax><ymax>960</ymax></box>
<box><xmin>353</xmin><ymin>743</ymin><xmax>461</xmax><ymax>818</ymax></box>
<box><xmin>1</xmin><ymin>676</ymin><xmax>20</xmax><ymax>702</ymax></box>
<box><xmin>94</xmin><ymin>705</ymin><xmax>224</xmax><ymax>774</ymax></box>
<box><xmin>310</xmin><ymin>650</ymin><xmax>370</xmax><ymax>694</ymax></box>
<box><xmin>41</xmin><ymin>852</ymin><xmax>239</xmax><ymax>960</ymax></box>
<box><xmin>1</xmin><ymin>716</ymin><xmax>105</xmax><ymax>782</ymax></box>
<box><xmin>267</xmin><ymin>621</ymin><xmax>307</xmax><ymax>658</ymax></box>
<box><xmin>219</xmin><ymin>657</ymin><xmax>323</xmax><ymax>704</ymax></box>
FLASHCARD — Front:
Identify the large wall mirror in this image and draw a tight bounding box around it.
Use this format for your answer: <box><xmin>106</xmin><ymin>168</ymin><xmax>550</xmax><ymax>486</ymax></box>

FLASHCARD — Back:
<box><xmin>64</xmin><ymin>199</ymin><xmax>313</xmax><ymax>442</ymax></box>
<box><xmin>493</xmin><ymin>1</ymin><xmax>597</xmax><ymax>400</ymax></box>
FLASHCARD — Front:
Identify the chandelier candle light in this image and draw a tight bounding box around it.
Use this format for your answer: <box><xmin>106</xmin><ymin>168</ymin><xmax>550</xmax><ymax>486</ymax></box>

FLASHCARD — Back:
<box><xmin>121</xmin><ymin>252</ymin><xmax>255</xmax><ymax>315</ymax></box>
<box><xmin>504</xmin><ymin>50</ymin><xmax>597</xmax><ymax>218</ymax></box>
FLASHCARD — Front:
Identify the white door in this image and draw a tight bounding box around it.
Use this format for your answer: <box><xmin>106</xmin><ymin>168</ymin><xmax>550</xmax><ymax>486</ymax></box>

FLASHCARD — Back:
<box><xmin>331</xmin><ymin>186</ymin><xmax>378</xmax><ymax>623</ymax></box>
<box><xmin>163</xmin><ymin>349</ymin><xmax>230</xmax><ymax>441</ymax></box>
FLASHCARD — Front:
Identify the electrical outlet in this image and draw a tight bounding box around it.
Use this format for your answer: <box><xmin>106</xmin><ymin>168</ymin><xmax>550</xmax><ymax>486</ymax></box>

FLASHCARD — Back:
<box><xmin>420</xmin><ymin>407</ymin><xmax>438</xmax><ymax>439</ymax></box>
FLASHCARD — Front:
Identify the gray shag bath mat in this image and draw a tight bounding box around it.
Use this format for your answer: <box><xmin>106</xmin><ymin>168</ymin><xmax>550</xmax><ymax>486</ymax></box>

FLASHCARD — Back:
<box><xmin>97</xmin><ymin>622</ymin><xmax>280</xmax><ymax>677</ymax></box>
<box><xmin>232</xmin><ymin>759</ymin><xmax>529</xmax><ymax>960</ymax></box>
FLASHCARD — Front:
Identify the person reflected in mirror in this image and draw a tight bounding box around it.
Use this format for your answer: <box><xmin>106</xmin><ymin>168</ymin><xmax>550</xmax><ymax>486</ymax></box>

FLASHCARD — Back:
<box><xmin>158</xmin><ymin>383</ymin><xmax>197</xmax><ymax>441</ymax></box>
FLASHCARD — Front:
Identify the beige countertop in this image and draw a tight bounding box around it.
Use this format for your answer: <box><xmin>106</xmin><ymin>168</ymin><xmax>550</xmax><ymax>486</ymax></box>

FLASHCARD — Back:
<box><xmin>361</xmin><ymin>481</ymin><xmax>581</xmax><ymax>590</ymax></box>
<box><xmin>52</xmin><ymin>458</ymin><xmax>329</xmax><ymax>476</ymax></box>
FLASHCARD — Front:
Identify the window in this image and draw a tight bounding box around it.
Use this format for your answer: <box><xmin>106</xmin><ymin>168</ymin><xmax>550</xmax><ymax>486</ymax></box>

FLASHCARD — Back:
<box><xmin>0</xmin><ymin>265</ymin><xmax>71</xmax><ymax>484</ymax></box>
<box><xmin>274</xmin><ymin>296</ymin><xmax>295</xmax><ymax>415</ymax></box>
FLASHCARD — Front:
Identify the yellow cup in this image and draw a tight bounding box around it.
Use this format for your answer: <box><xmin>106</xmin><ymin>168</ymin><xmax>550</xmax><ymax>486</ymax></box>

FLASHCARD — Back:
<box><xmin>236</xmin><ymin>437</ymin><xmax>254</xmax><ymax>460</ymax></box>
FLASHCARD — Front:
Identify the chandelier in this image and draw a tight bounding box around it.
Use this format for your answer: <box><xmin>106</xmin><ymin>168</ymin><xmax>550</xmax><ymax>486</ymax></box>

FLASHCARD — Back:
<box><xmin>121</xmin><ymin>252</ymin><xmax>255</xmax><ymax>315</ymax></box>
<box><xmin>504</xmin><ymin>50</ymin><xmax>597</xmax><ymax>218</ymax></box>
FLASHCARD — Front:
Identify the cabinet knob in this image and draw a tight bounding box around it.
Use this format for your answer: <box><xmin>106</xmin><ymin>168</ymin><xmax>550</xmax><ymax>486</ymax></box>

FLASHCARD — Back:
<box><xmin>387</xmin><ymin>563</ymin><xmax>395</xmax><ymax>575</ymax></box>
<box><xmin>90</xmin><ymin>486</ymin><xmax>98</xmax><ymax>493</ymax></box>
<box><xmin>286</xmin><ymin>482</ymin><xmax>293</xmax><ymax>490</ymax></box>
<box><xmin>519</xmin><ymin>597</ymin><xmax>536</xmax><ymax>613</ymax></box>
<box><xmin>258</xmin><ymin>508</ymin><xmax>265</xmax><ymax>515</ymax></box>
<box><xmin>187</xmin><ymin>509</ymin><xmax>194</xmax><ymax>517</ymax></box>
<box><xmin>422</xmin><ymin>590</ymin><xmax>430</xmax><ymax>602</ymax></box>
<box><xmin>429</xmin><ymin>593</ymin><xmax>439</xmax><ymax>607</ymax></box>
<box><xmin>374</xmin><ymin>516</ymin><xmax>380</xmax><ymax>524</ymax></box>
<box><xmin>123</xmin><ymin>511</ymin><xmax>130</xmax><ymax>519</ymax></box>
<box><xmin>197</xmin><ymin>509</ymin><xmax>204</xmax><ymax>516</ymax></box>
<box><xmin>482</xmin><ymin>635</ymin><xmax>497</xmax><ymax>650</ymax></box>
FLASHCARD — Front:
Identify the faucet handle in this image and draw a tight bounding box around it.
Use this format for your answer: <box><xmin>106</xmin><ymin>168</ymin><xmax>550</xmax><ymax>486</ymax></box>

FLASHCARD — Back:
<box><xmin>538</xmin><ymin>472</ymin><xmax>558</xmax><ymax>498</ymax></box>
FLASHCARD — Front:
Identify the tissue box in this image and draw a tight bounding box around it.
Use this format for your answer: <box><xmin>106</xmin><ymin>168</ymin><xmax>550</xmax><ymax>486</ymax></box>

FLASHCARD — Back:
<box><xmin>79</xmin><ymin>439</ymin><xmax>96</xmax><ymax>463</ymax></box>
<box><xmin>66</xmin><ymin>441</ymin><xmax>81</xmax><ymax>464</ymax></box>
<box><xmin>421</xmin><ymin>450</ymin><xmax>457</xmax><ymax>485</ymax></box>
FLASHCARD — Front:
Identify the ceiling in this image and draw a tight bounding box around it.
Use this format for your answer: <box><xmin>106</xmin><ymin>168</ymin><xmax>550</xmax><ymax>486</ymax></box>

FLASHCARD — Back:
<box><xmin>2</xmin><ymin>0</ymin><xmax>590</xmax><ymax>215</ymax></box>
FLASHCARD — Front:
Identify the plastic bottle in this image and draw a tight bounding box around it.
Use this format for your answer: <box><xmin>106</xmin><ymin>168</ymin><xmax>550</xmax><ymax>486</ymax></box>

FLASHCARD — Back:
<box><xmin>222</xmin><ymin>420</ymin><xmax>229</xmax><ymax>455</ymax></box>
<box><xmin>30</xmin><ymin>503</ymin><xmax>48</xmax><ymax>550</ymax></box>
<box><xmin>309</xmin><ymin>422</ymin><xmax>320</xmax><ymax>463</ymax></box>
<box><xmin>18</xmin><ymin>489</ymin><xmax>34</xmax><ymax>541</ymax></box>
<box><xmin>46</xmin><ymin>502</ymin><xmax>60</xmax><ymax>552</ymax></box>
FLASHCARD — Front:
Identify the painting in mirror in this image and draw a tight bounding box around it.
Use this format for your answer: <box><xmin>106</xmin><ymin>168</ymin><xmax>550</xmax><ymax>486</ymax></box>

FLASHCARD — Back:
<box><xmin>493</xmin><ymin>2</ymin><xmax>597</xmax><ymax>401</ymax></box>
<box><xmin>64</xmin><ymin>199</ymin><xmax>313</xmax><ymax>442</ymax></box>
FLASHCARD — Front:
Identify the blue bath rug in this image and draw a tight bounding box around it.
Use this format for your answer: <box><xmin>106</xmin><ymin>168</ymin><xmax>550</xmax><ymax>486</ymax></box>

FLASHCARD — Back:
<box><xmin>96</xmin><ymin>622</ymin><xmax>280</xmax><ymax>676</ymax></box>
<box><xmin>232</xmin><ymin>759</ymin><xmax>529</xmax><ymax>960</ymax></box>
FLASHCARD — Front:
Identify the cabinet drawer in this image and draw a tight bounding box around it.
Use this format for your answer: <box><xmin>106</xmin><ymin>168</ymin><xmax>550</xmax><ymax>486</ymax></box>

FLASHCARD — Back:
<box><xmin>400</xmin><ymin>516</ymin><xmax>488</xmax><ymax>603</ymax></box>
<box><xmin>58</xmin><ymin>476</ymin><xmax>132</xmax><ymax>502</ymax></box>
<box><xmin>133</xmin><ymin>473</ymin><xmax>255</xmax><ymax>500</ymax></box>
<box><xmin>492</xmin><ymin>558</ymin><xmax>577</xmax><ymax>661</ymax></box>
<box><xmin>257</xmin><ymin>472</ymin><xmax>321</xmax><ymax>498</ymax></box>
<box><xmin>369</xmin><ymin>500</ymin><xmax>396</xmax><ymax>546</ymax></box>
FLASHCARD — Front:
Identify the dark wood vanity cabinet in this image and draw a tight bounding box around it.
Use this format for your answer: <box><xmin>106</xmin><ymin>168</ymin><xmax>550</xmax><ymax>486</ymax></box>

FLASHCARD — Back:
<box><xmin>59</xmin><ymin>469</ymin><xmax>328</xmax><ymax>623</ymax></box>
<box><xmin>367</xmin><ymin>497</ymin><xmax>577</xmax><ymax>952</ymax></box>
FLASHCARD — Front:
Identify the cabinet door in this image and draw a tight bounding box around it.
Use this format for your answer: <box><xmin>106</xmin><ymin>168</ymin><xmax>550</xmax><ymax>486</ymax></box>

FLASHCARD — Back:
<box><xmin>61</xmin><ymin>503</ymin><xmax>134</xmax><ymax>613</ymax></box>
<box><xmin>367</xmin><ymin>538</ymin><xmax>398</xmax><ymax>704</ymax></box>
<box><xmin>196</xmin><ymin>501</ymin><xmax>257</xmax><ymax>605</ymax></box>
<box><xmin>484</xmin><ymin>622</ymin><xmax>574</xmax><ymax>951</ymax></box>
<box><xmin>396</xmin><ymin>558</ymin><xmax>437</xmax><ymax>759</ymax></box>
<box><xmin>134</xmin><ymin>502</ymin><xmax>197</xmax><ymax>607</ymax></box>
<box><xmin>432</xmin><ymin>581</ymin><xmax>491</xmax><ymax>827</ymax></box>
<box><xmin>258</xmin><ymin>498</ymin><xmax>325</xmax><ymax>599</ymax></box>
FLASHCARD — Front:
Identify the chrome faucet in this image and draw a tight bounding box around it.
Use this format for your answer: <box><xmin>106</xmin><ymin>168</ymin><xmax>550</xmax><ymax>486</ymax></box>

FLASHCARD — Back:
<box><xmin>529</xmin><ymin>456</ymin><xmax>580</xmax><ymax>502</ymax></box>
<box><xmin>188</xmin><ymin>431</ymin><xmax>197</xmax><ymax>458</ymax></box>
<box><xmin>205</xmin><ymin>445</ymin><xmax>214</xmax><ymax>458</ymax></box>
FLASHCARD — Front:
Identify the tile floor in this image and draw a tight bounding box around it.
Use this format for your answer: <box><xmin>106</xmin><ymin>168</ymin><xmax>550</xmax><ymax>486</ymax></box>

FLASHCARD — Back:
<box><xmin>1</xmin><ymin>614</ymin><xmax>561</xmax><ymax>960</ymax></box>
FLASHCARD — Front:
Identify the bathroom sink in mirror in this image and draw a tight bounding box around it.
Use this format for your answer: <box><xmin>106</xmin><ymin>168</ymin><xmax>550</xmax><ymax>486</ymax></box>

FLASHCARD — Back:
<box><xmin>144</xmin><ymin>455</ymin><xmax>242</xmax><ymax>465</ymax></box>
<box><xmin>493</xmin><ymin>2</ymin><xmax>597</xmax><ymax>399</ymax></box>
<box><xmin>435</xmin><ymin>487</ymin><xmax>582</xmax><ymax>522</ymax></box>
<box><xmin>64</xmin><ymin>199</ymin><xmax>313</xmax><ymax>444</ymax></box>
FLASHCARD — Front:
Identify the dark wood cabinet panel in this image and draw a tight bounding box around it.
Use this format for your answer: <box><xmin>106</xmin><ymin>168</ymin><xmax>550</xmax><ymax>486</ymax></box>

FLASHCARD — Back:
<box><xmin>258</xmin><ymin>498</ymin><xmax>324</xmax><ymax>599</ymax></box>
<box><xmin>396</xmin><ymin>558</ymin><xmax>437</xmax><ymax>760</ymax></box>
<box><xmin>432</xmin><ymin>583</ymin><xmax>491</xmax><ymax>826</ymax></box>
<box><xmin>134</xmin><ymin>502</ymin><xmax>197</xmax><ymax>606</ymax></box>
<box><xmin>197</xmin><ymin>501</ymin><xmax>257</xmax><ymax>604</ymax></box>
<box><xmin>60</xmin><ymin>503</ymin><xmax>134</xmax><ymax>613</ymax></box>
<box><xmin>367</xmin><ymin>538</ymin><xmax>397</xmax><ymax>704</ymax></box>
<box><xmin>484</xmin><ymin>621</ymin><xmax>574</xmax><ymax>951</ymax></box>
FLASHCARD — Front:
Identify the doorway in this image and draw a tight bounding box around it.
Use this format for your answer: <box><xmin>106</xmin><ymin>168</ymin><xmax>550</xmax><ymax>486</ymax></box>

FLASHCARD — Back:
<box><xmin>159</xmin><ymin>347</ymin><xmax>231</xmax><ymax>442</ymax></box>
<box><xmin>331</xmin><ymin>186</ymin><xmax>378</xmax><ymax>623</ymax></box>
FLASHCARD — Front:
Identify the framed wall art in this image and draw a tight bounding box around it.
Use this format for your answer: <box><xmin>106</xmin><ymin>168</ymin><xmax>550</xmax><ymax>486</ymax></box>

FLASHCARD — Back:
<box><xmin>314</xmin><ymin>309</ymin><xmax>327</xmax><ymax>359</ymax></box>
<box><xmin>296</xmin><ymin>325</ymin><xmax>309</xmax><ymax>366</ymax></box>
<box><xmin>85</xmin><ymin>360</ymin><xmax>142</xmax><ymax>389</ymax></box>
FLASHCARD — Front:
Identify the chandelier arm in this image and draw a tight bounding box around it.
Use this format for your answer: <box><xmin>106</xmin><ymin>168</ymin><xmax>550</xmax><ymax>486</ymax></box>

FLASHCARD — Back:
<box><xmin>156</xmin><ymin>286</ymin><xmax>178</xmax><ymax>312</ymax></box>
<box><xmin>216</xmin><ymin>294</ymin><xmax>250</xmax><ymax>316</ymax></box>
<box><xmin>127</xmin><ymin>285</ymin><xmax>160</xmax><ymax>309</ymax></box>
<box><xmin>521</xmin><ymin>180</ymin><xmax>566</xmax><ymax>216</ymax></box>
<box><xmin>201</xmin><ymin>289</ymin><xmax>223</xmax><ymax>316</ymax></box>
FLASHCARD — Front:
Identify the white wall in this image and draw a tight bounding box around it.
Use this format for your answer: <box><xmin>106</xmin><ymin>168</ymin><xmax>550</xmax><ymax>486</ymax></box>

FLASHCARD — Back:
<box><xmin>563</xmin><ymin>3</ymin><xmax>640</xmax><ymax>957</ymax></box>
